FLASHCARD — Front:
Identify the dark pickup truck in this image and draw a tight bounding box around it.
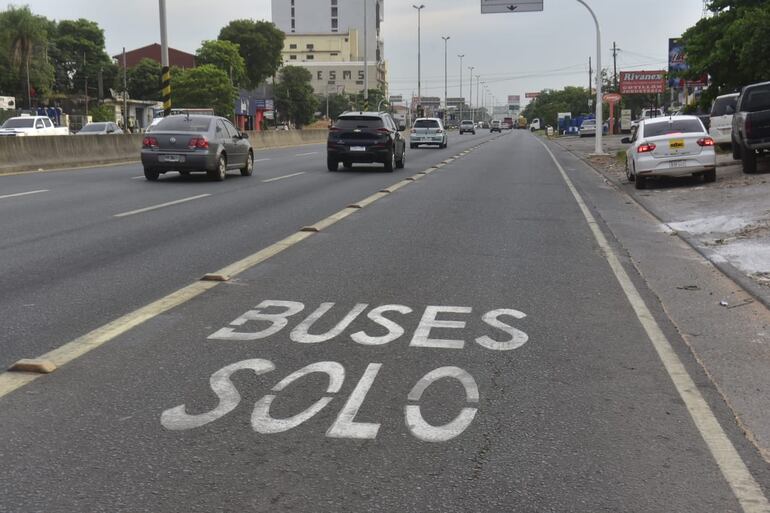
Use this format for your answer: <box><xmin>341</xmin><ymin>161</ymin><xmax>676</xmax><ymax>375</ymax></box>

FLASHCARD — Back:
<box><xmin>732</xmin><ymin>81</ymin><xmax>770</xmax><ymax>173</ymax></box>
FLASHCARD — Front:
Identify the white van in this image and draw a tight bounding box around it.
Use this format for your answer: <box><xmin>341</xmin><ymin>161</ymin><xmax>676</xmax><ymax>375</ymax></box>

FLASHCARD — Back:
<box><xmin>709</xmin><ymin>92</ymin><xmax>739</xmax><ymax>148</ymax></box>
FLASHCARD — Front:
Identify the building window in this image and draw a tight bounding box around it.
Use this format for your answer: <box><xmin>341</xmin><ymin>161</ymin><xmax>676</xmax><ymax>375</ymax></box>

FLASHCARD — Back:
<box><xmin>291</xmin><ymin>7</ymin><xmax>294</xmax><ymax>16</ymax></box>
<box><xmin>330</xmin><ymin>52</ymin><xmax>338</xmax><ymax>57</ymax></box>
<box><xmin>356</xmin><ymin>80</ymin><xmax>364</xmax><ymax>85</ymax></box>
<box><xmin>331</xmin><ymin>7</ymin><xmax>338</xmax><ymax>16</ymax></box>
<box><xmin>331</xmin><ymin>0</ymin><xmax>337</xmax><ymax>4</ymax></box>
<box><xmin>291</xmin><ymin>19</ymin><xmax>295</xmax><ymax>30</ymax></box>
<box><xmin>331</xmin><ymin>18</ymin><xmax>338</xmax><ymax>30</ymax></box>
<box><xmin>290</xmin><ymin>55</ymin><xmax>297</xmax><ymax>60</ymax></box>
<box><xmin>306</xmin><ymin>44</ymin><xmax>314</xmax><ymax>50</ymax></box>
<box><xmin>306</xmin><ymin>55</ymin><xmax>314</xmax><ymax>60</ymax></box>
<box><xmin>289</xmin><ymin>44</ymin><xmax>297</xmax><ymax>49</ymax></box>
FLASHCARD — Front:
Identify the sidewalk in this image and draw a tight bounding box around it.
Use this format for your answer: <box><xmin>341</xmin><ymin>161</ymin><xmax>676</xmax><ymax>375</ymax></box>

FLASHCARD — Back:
<box><xmin>553</xmin><ymin>134</ymin><xmax>770</xmax><ymax>308</ymax></box>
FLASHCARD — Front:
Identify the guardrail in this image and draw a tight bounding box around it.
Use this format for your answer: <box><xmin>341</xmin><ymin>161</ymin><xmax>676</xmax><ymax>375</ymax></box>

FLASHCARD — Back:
<box><xmin>0</xmin><ymin>129</ymin><xmax>329</xmax><ymax>175</ymax></box>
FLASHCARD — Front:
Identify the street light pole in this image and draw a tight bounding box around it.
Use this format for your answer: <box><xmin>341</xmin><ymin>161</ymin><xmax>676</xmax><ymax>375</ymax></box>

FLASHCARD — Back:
<box><xmin>458</xmin><ymin>54</ymin><xmax>465</xmax><ymax>118</ymax></box>
<box><xmin>413</xmin><ymin>5</ymin><xmax>425</xmax><ymax>108</ymax></box>
<box><xmin>468</xmin><ymin>66</ymin><xmax>474</xmax><ymax>122</ymax></box>
<box><xmin>364</xmin><ymin>0</ymin><xmax>368</xmax><ymax>110</ymax></box>
<box><xmin>576</xmin><ymin>0</ymin><xmax>604</xmax><ymax>154</ymax></box>
<box><xmin>159</xmin><ymin>0</ymin><xmax>171</xmax><ymax>116</ymax></box>
<box><xmin>476</xmin><ymin>75</ymin><xmax>480</xmax><ymax>122</ymax></box>
<box><xmin>442</xmin><ymin>36</ymin><xmax>450</xmax><ymax>119</ymax></box>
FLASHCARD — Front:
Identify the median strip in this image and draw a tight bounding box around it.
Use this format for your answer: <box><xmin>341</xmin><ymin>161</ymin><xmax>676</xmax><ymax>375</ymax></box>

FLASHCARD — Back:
<box><xmin>114</xmin><ymin>194</ymin><xmax>211</xmax><ymax>218</ymax></box>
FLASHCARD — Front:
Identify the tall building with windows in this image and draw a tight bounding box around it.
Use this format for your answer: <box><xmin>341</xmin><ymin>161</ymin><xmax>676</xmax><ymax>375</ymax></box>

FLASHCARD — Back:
<box><xmin>271</xmin><ymin>0</ymin><xmax>387</xmax><ymax>96</ymax></box>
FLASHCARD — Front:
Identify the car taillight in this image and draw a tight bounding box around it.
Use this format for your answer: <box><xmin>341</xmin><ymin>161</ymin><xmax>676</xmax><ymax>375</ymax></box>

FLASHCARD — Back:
<box><xmin>329</xmin><ymin>126</ymin><xmax>341</xmax><ymax>132</ymax></box>
<box><xmin>142</xmin><ymin>136</ymin><xmax>158</xmax><ymax>149</ymax></box>
<box><xmin>637</xmin><ymin>142</ymin><xmax>656</xmax><ymax>153</ymax></box>
<box><xmin>377</xmin><ymin>128</ymin><xmax>391</xmax><ymax>134</ymax></box>
<box><xmin>697</xmin><ymin>137</ymin><xmax>715</xmax><ymax>147</ymax></box>
<box><xmin>187</xmin><ymin>136</ymin><xmax>209</xmax><ymax>149</ymax></box>
<box><xmin>745</xmin><ymin>117</ymin><xmax>752</xmax><ymax>138</ymax></box>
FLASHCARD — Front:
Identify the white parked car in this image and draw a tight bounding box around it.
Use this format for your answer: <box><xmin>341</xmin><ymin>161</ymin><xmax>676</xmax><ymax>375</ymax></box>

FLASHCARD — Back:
<box><xmin>0</xmin><ymin>116</ymin><xmax>69</xmax><ymax>136</ymax></box>
<box><xmin>77</xmin><ymin>122</ymin><xmax>124</xmax><ymax>135</ymax></box>
<box><xmin>579</xmin><ymin>119</ymin><xmax>597</xmax><ymax>137</ymax></box>
<box><xmin>708</xmin><ymin>93</ymin><xmax>739</xmax><ymax>148</ymax></box>
<box><xmin>623</xmin><ymin>115</ymin><xmax>716</xmax><ymax>189</ymax></box>
<box><xmin>410</xmin><ymin>118</ymin><xmax>447</xmax><ymax>149</ymax></box>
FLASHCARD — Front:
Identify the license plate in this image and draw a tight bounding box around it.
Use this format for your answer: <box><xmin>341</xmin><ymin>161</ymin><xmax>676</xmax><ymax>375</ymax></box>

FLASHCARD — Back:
<box><xmin>160</xmin><ymin>154</ymin><xmax>184</xmax><ymax>163</ymax></box>
<box><xmin>669</xmin><ymin>139</ymin><xmax>685</xmax><ymax>150</ymax></box>
<box><xmin>669</xmin><ymin>160</ymin><xmax>686</xmax><ymax>168</ymax></box>
<box><xmin>350</xmin><ymin>146</ymin><xmax>366</xmax><ymax>152</ymax></box>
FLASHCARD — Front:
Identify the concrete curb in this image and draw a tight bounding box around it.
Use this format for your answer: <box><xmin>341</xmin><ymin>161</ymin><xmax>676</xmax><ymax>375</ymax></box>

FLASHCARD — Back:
<box><xmin>548</xmin><ymin>138</ymin><xmax>770</xmax><ymax>311</ymax></box>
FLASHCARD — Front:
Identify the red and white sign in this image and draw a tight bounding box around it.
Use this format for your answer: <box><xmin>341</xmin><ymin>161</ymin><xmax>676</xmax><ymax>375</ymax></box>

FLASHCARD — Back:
<box><xmin>603</xmin><ymin>93</ymin><xmax>622</xmax><ymax>104</ymax></box>
<box><xmin>508</xmin><ymin>95</ymin><xmax>521</xmax><ymax>104</ymax></box>
<box><xmin>619</xmin><ymin>70</ymin><xmax>666</xmax><ymax>95</ymax></box>
<box><xmin>525</xmin><ymin>92</ymin><xmax>541</xmax><ymax>99</ymax></box>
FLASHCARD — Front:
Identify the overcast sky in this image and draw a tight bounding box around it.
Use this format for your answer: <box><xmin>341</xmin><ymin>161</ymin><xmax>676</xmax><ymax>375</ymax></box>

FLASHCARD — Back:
<box><xmin>9</xmin><ymin>0</ymin><xmax>703</xmax><ymax>107</ymax></box>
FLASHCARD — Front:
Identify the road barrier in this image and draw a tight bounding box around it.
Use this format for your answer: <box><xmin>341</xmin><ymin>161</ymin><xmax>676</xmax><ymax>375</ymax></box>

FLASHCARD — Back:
<box><xmin>0</xmin><ymin>129</ymin><xmax>328</xmax><ymax>175</ymax></box>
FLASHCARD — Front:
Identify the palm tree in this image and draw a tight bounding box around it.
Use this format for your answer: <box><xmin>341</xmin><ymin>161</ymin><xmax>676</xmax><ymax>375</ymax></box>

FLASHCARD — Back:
<box><xmin>2</xmin><ymin>6</ymin><xmax>45</xmax><ymax>108</ymax></box>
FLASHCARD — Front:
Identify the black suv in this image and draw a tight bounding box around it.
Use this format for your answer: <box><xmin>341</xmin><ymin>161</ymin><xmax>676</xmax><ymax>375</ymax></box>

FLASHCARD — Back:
<box><xmin>327</xmin><ymin>112</ymin><xmax>406</xmax><ymax>172</ymax></box>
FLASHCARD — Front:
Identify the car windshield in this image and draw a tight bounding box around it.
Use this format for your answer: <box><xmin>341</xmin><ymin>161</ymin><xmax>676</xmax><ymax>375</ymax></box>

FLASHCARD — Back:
<box><xmin>79</xmin><ymin>123</ymin><xmax>107</xmax><ymax>132</ymax></box>
<box><xmin>154</xmin><ymin>116</ymin><xmax>212</xmax><ymax>132</ymax></box>
<box><xmin>414</xmin><ymin>119</ymin><xmax>440</xmax><ymax>128</ymax></box>
<box><xmin>711</xmin><ymin>96</ymin><xmax>737</xmax><ymax>116</ymax></box>
<box><xmin>2</xmin><ymin>118</ymin><xmax>35</xmax><ymax>128</ymax></box>
<box><xmin>582</xmin><ymin>120</ymin><xmax>595</xmax><ymax>126</ymax></box>
<box><xmin>743</xmin><ymin>86</ymin><xmax>770</xmax><ymax>113</ymax></box>
<box><xmin>644</xmin><ymin>119</ymin><xmax>704</xmax><ymax>136</ymax></box>
<box><xmin>335</xmin><ymin>116</ymin><xmax>384</xmax><ymax>129</ymax></box>
<box><xmin>461</xmin><ymin>120</ymin><xmax>473</xmax><ymax>125</ymax></box>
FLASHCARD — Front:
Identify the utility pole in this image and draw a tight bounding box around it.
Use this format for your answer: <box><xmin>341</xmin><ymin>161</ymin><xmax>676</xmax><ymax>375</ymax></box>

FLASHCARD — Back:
<box><xmin>458</xmin><ymin>54</ymin><xmax>465</xmax><ymax>119</ymax></box>
<box><xmin>122</xmin><ymin>47</ymin><xmax>128</xmax><ymax>131</ymax></box>
<box><xmin>588</xmin><ymin>56</ymin><xmax>592</xmax><ymax>96</ymax></box>
<box><xmin>576</xmin><ymin>0</ymin><xmax>604</xmax><ymax>154</ymax></box>
<box><xmin>364</xmin><ymin>0</ymin><xmax>369</xmax><ymax>110</ymax></box>
<box><xmin>84</xmin><ymin>52</ymin><xmax>88</xmax><ymax>118</ymax></box>
<box><xmin>159</xmin><ymin>0</ymin><xmax>171</xmax><ymax>116</ymax></box>
<box><xmin>476</xmin><ymin>75</ymin><xmax>480</xmax><ymax>122</ymax></box>
<box><xmin>612</xmin><ymin>41</ymin><xmax>619</xmax><ymax>92</ymax></box>
<box><xmin>413</xmin><ymin>5</ymin><xmax>425</xmax><ymax>109</ymax></box>
<box><xmin>442</xmin><ymin>36</ymin><xmax>450</xmax><ymax>120</ymax></box>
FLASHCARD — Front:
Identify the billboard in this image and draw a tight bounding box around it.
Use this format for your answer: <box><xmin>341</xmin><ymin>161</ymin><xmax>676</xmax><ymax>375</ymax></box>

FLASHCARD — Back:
<box><xmin>619</xmin><ymin>70</ymin><xmax>666</xmax><ymax>94</ymax></box>
<box><xmin>525</xmin><ymin>92</ymin><xmax>541</xmax><ymax>99</ymax></box>
<box><xmin>447</xmin><ymin>97</ymin><xmax>466</xmax><ymax>107</ymax></box>
<box><xmin>507</xmin><ymin>95</ymin><xmax>521</xmax><ymax>105</ymax></box>
<box><xmin>413</xmin><ymin>96</ymin><xmax>441</xmax><ymax>108</ymax></box>
<box><xmin>669</xmin><ymin>38</ymin><xmax>688</xmax><ymax>75</ymax></box>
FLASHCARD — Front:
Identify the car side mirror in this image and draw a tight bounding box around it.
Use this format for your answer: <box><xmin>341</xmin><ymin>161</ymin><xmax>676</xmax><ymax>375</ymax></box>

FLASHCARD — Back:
<box><xmin>240</xmin><ymin>131</ymin><xmax>249</xmax><ymax>139</ymax></box>
<box><xmin>621</xmin><ymin>137</ymin><xmax>631</xmax><ymax>144</ymax></box>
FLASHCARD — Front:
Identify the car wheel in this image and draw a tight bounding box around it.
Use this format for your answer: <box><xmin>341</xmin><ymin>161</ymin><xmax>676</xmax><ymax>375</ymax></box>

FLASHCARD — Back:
<box><xmin>741</xmin><ymin>146</ymin><xmax>757</xmax><ymax>174</ymax></box>
<box><xmin>209</xmin><ymin>154</ymin><xmax>226</xmax><ymax>181</ymax></box>
<box><xmin>179</xmin><ymin>171</ymin><xmax>190</xmax><ymax>178</ymax></box>
<box><xmin>343</xmin><ymin>161</ymin><xmax>353</xmax><ymax>169</ymax></box>
<box><xmin>410</xmin><ymin>143</ymin><xmax>417</xmax><ymax>149</ymax></box>
<box><xmin>625</xmin><ymin>162</ymin><xmax>635</xmax><ymax>182</ymax></box>
<box><xmin>144</xmin><ymin>168</ymin><xmax>160</xmax><ymax>181</ymax></box>
<box><xmin>635</xmin><ymin>174</ymin><xmax>646</xmax><ymax>190</ymax></box>
<box><xmin>240</xmin><ymin>151</ymin><xmax>254</xmax><ymax>177</ymax></box>
<box><xmin>327</xmin><ymin>155</ymin><xmax>338</xmax><ymax>172</ymax></box>
<box><xmin>704</xmin><ymin>169</ymin><xmax>716</xmax><ymax>183</ymax></box>
<box><xmin>395</xmin><ymin>147</ymin><xmax>405</xmax><ymax>169</ymax></box>
<box><xmin>384</xmin><ymin>150</ymin><xmax>395</xmax><ymax>172</ymax></box>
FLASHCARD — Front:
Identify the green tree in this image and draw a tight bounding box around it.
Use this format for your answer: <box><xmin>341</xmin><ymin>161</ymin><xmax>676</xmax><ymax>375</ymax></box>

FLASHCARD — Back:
<box><xmin>522</xmin><ymin>86</ymin><xmax>594</xmax><ymax>127</ymax></box>
<box><xmin>351</xmin><ymin>88</ymin><xmax>387</xmax><ymax>111</ymax></box>
<box><xmin>682</xmin><ymin>0</ymin><xmax>770</xmax><ymax>107</ymax></box>
<box><xmin>324</xmin><ymin>93</ymin><xmax>353</xmax><ymax>119</ymax></box>
<box><xmin>274</xmin><ymin>66</ymin><xmax>318</xmax><ymax>127</ymax></box>
<box><xmin>126</xmin><ymin>58</ymin><xmax>161</xmax><ymax>100</ymax></box>
<box><xmin>196</xmin><ymin>40</ymin><xmax>246</xmax><ymax>88</ymax></box>
<box><xmin>0</xmin><ymin>5</ymin><xmax>53</xmax><ymax>107</ymax></box>
<box><xmin>50</xmin><ymin>18</ymin><xmax>117</xmax><ymax>96</ymax></box>
<box><xmin>218</xmin><ymin>20</ymin><xmax>284</xmax><ymax>88</ymax></box>
<box><xmin>171</xmin><ymin>64</ymin><xmax>236</xmax><ymax>117</ymax></box>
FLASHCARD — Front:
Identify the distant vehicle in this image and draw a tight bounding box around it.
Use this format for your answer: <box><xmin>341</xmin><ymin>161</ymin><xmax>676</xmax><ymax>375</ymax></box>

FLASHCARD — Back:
<box><xmin>410</xmin><ymin>118</ymin><xmax>448</xmax><ymax>149</ymax></box>
<box><xmin>579</xmin><ymin>119</ymin><xmax>597</xmax><ymax>138</ymax></box>
<box><xmin>275</xmin><ymin>123</ymin><xmax>290</xmax><ymax>131</ymax></box>
<box><xmin>0</xmin><ymin>96</ymin><xmax>15</xmax><ymax>110</ymax></box>
<box><xmin>623</xmin><ymin>115</ymin><xmax>716</xmax><ymax>189</ymax></box>
<box><xmin>327</xmin><ymin>111</ymin><xmax>406</xmax><ymax>172</ymax></box>
<box><xmin>141</xmin><ymin>115</ymin><xmax>254</xmax><ymax>181</ymax></box>
<box><xmin>490</xmin><ymin>120</ymin><xmax>502</xmax><ymax>133</ymax></box>
<box><xmin>707</xmin><ymin>93</ymin><xmax>739</xmax><ymax>149</ymax></box>
<box><xmin>77</xmin><ymin>122</ymin><xmax>124</xmax><ymax>135</ymax></box>
<box><xmin>732</xmin><ymin>81</ymin><xmax>770</xmax><ymax>173</ymax></box>
<box><xmin>632</xmin><ymin>108</ymin><xmax>664</xmax><ymax>128</ymax></box>
<box><xmin>517</xmin><ymin>116</ymin><xmax>527</xmax><ymax>129</ymax></box>
<box><xmin>503</xmin><ymin>117</ymin><xmax>514</xmax><ymax>130</ymax></box>
<box><xmin>0</xmin><ymin>116</ymin><xmax>69</xmax><ymax>137</ymax></box>
<box><xmin>529</xmin><ymin>118</ymin><xmax>542</xmax><ymax>131</ymax></box>
<box><xmin>459</xmin><ymin>120</ymin><xmax>476</xmax><ymax>135</ymax></box>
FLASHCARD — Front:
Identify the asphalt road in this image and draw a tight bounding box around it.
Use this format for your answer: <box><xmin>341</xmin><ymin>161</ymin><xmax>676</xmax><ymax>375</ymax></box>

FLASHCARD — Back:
<box><xmin>1</xmin><ymin>130</ymin><xmax>768</xmax><ymax>512</ymax></box>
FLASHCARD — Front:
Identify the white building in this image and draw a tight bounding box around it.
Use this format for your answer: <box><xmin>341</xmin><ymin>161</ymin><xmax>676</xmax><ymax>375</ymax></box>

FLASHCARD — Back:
<box><xmin>271</xmin><ymin>0</ymin><xmax>387</xmax><ymax>96</ymax></box>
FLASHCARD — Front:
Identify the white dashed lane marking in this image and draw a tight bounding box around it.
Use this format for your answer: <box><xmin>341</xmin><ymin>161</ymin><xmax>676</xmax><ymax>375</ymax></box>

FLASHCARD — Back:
<box><xmin>114</xmin><ymin>194</ymin><xmax>211</xmax><ymax>218</ymax></box>
<box><xmin>0</xmin><ymin>189</ymin><xmax>49</xmax><ymax>200</ymax></box>
<box><xmin>262</xmin><ymin>172</ymin><xmax>306</xmax><ymax>183</ymax></box>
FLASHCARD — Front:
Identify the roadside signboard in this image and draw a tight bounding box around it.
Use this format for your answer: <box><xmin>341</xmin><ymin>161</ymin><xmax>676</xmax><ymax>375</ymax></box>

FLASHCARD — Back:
<box><xmin>481</xmin><ymin>0</ymin><xmax>543</xmax><ymax>14</ymax></box>
<box><xmin>603</xmin><ymin>93</ymin><xmax>622</xmax><ymax>104</ymax></box>
<box><xmin>389</xmin><ymin>95</ymin><xmax>404</xmax><ymax>103</ymax></box>
<box><xmin>525</xmin><ymin>92</ymin><xmax>541</xmax><ymax>99</ymax></box>
<box><xmin>620</xmin><ymin>109</ymin><xmax>632</xmax><ymax>132</ymax></box>
<box><xmin>447</xmin><ymin>97</ymin><xmax>466</xmax><ymax>107</ymax></box>
<box><xmin>619</xmin><ymin>70</ymin><xmax>666</xmax><ymax>95</ymax></box>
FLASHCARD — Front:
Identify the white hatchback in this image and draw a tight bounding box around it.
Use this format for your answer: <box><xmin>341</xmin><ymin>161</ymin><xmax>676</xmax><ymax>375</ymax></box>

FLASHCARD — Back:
<box><xmin>410</xmin><ymin>118</ymin><xmax>448</xmax><ymax>148</ymax></box>
<box><xmin>623</xmin><ymin>116</ymin><xmax>717</xmax><ymax>189</ymax></box>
